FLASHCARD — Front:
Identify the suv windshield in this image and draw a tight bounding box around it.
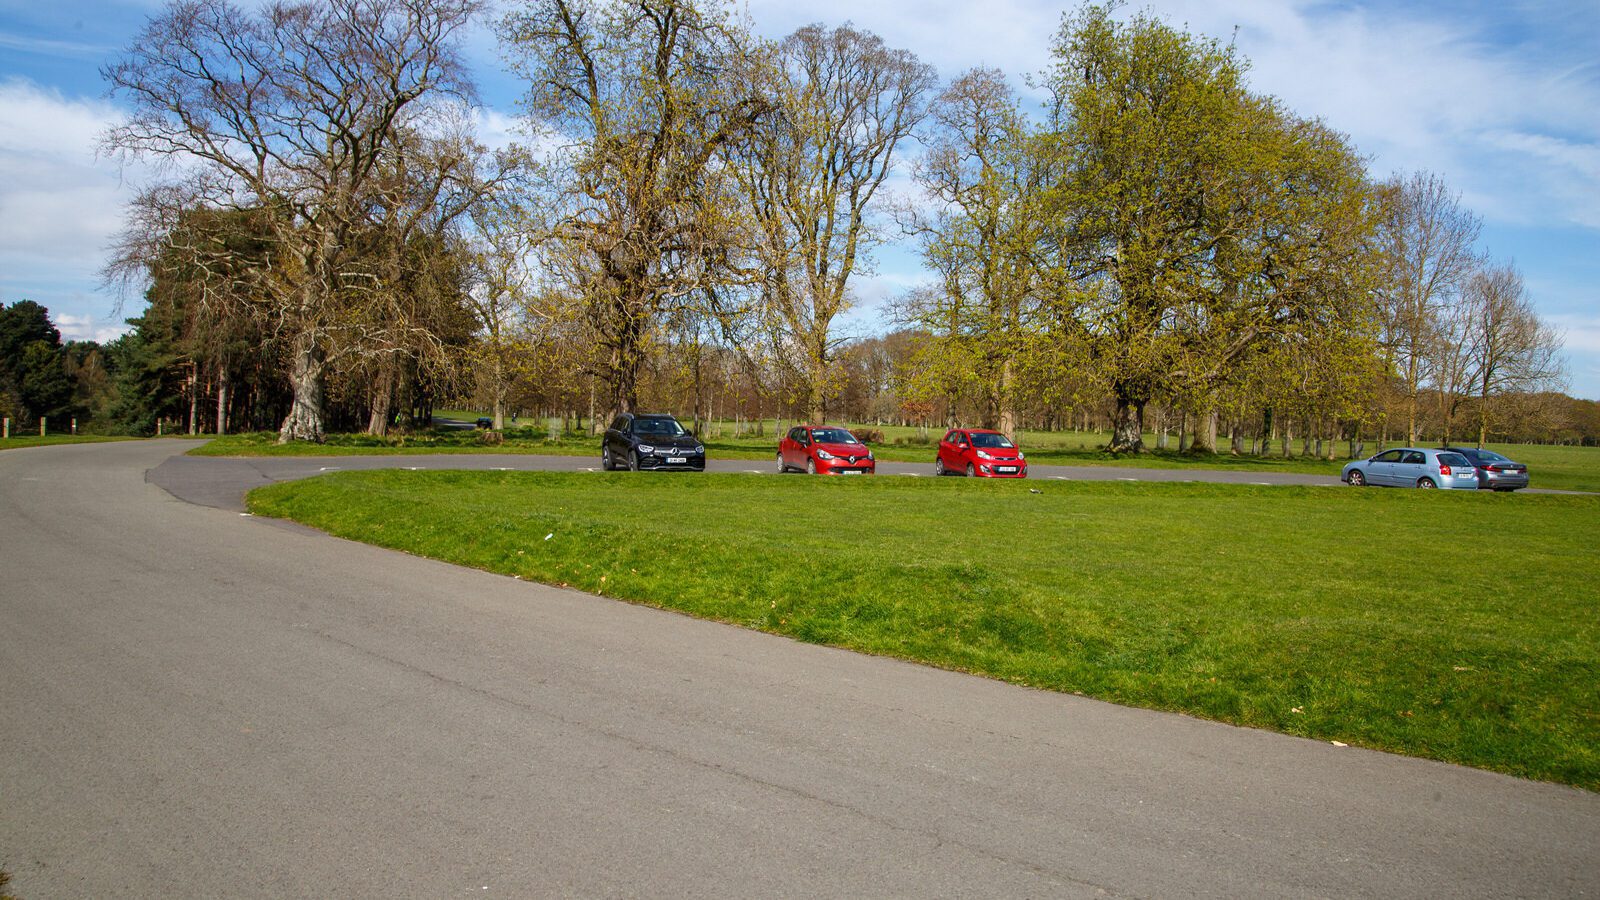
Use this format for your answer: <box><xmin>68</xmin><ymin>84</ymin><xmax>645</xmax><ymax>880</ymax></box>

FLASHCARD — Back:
<box><xmin>970</xmin><ymin>432</ymin><xmax>1014</xmax><ymax>449</ymax></box>
<box><xmin>633</xmin><ymin>418</ymin><xmax>686</xmax><ymax>437</ymax></box>
<box><xmin>811</xmin><ymin>428</ymin><xmax>861</xmax><ymax>445</ymax></box>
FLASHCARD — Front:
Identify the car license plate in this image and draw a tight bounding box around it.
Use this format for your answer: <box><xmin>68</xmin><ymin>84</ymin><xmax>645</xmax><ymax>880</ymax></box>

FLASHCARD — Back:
<box><xmin>839</xmin><ymin>469</ymin><xmax>863</xmax><ymax>475</ymax></box>
<box><xmin>997</xmin><ymin>466</ymin><xmax>1017</xmax><ymax>474</ymax></box>
<box><xmin>667</xmin><ymin>457</ymin><xmax>686</xmax><ymax>464</ymax></box>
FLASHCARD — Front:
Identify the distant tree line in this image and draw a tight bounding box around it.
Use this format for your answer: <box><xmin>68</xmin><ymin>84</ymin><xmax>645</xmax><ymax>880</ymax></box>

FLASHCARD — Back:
<box><xmin>82</xmin><ymin>0</ymin><xmax>1575</xmax><ymax>451</ymax></box>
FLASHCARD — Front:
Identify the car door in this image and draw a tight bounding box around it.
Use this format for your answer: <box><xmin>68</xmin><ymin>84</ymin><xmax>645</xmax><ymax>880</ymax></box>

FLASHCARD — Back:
<box><xmin>1365</xmin><ymin>449</ymin><xmax>1402</xmax><ymax>485</ymax></box>
<box><xmin>937</xmin><ymin>430</ymin><xmax>959</xmax><ymax>469</ymax></box>
<box><xmin>782</xmin><ymin>427</ymin><xmax>805</xmax><ymax>469</ymax></box>
<box><xmin>1395</xmin><ymin>450</ymin><xmax>1427</xmax><ymax>486</ymax></box>
<box><xmin>605</xmin><ymin>415</ymin><xmax>629</xmax><ymax>461</ymax></box>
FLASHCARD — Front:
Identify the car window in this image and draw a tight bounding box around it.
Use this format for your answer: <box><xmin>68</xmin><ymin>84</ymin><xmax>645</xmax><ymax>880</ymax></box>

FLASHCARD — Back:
<box><xmin>609</xmin><ymin>416</ymin><xmax>628</xmax><ymax>432</ymax></box>
<box><xmin>970</xmin><ymin>432</ymin><xmax>1013</xmax><ymax>449</ymax></box>
<box><xmin>811</xmin><ymin>428</ymin><xmax>861</xmax><ymax>445</ymax></box>
<box><xmin>1438</xmin><ymin>452</ymin><xmax>1471</xmax><ymax>467</ymax></box>
<box><xmin>1373</xmin><ymin>450</ymin><xmax>1402</xmax><ymax>463</ymax></box>
<box><xmin>634</xmin><ymin>418</ymin><xmax>685</xmax><ymax>436</ymax></box>
<box><xmin>1402</xmin><ymin>451</ymin><xmax>1425</xmax><ymax>465</ymax></box>
<box><xmin>943</xmin><ymin>431</ymin><xmax>959</xmax><ymax>444</ymax></box>
<box><xmin>1474</xmin><ymin>449</ymin><xmax>1509</xmax><ymax>462</ymax></box>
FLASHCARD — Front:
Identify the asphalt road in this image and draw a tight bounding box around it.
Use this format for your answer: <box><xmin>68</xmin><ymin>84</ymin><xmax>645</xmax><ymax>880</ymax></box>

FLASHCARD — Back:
<box><xmin>147</xmin><ymin>448</ymin><xmax>1344</xmax><ymax>513</ymax></box>
<box><xmin>3</xmin><ymin>440</ymin><xmax>1597</xmax><ymax>897</ymax></box>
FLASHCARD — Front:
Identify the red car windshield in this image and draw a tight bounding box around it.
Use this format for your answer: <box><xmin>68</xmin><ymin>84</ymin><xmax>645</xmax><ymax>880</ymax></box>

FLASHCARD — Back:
<box><xmin>811</xmin><ymin>429</ymin><xmax>860</xmax><ymax>445</ymax></box>
<box><xmin>969</xmin><ymin>433</ymin><xmax>1013</xmax><ymax>448</ymax></box>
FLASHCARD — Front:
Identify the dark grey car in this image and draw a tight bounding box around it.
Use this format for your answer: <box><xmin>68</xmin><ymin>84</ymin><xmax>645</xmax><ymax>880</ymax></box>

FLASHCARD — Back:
<box><xmin>1444</xmin><ymin>446</ymin><xmax>1530</xmax><ymax>491</ymax></box>
<box><xmin>601</xmin><ymin>413</ymin><xmax>706</xmax><ymax>472</ymax></box>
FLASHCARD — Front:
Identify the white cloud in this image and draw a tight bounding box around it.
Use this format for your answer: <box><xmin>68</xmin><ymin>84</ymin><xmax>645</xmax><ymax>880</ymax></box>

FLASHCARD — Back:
<box><xmin>55</xmin><ymin>312</ymin><xmax>132</xmax><ymax>344</ymax></box>
<box><xmin>0</xmin><ymin>77</ymin><xmax>134</xmax><ymax>268</ymax></box>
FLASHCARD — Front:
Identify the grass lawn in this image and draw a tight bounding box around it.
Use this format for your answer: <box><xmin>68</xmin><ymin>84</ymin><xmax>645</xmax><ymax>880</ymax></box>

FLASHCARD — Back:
<box><xmin>249</xmin><ymin>470</ymin><xmax>1600</xmax><ymax>790</ymax></box>
<box><xmin>0</xmin><ymin>434</ymin><xmax>137</xmax><ymax>451</ymax></box>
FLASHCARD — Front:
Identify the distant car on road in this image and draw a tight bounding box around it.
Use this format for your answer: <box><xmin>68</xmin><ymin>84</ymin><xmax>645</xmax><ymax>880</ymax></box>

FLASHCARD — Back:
<box><xmin>1443</xmin><ymin>446</ymin><xmax>1530</xmax><ymax>492</ymax></box>
<box><xmin>778</xmin><ymin>425</ymin><xmax>875</xmax><ymax>475</ymax></box>
<box><xmin>935</xmin><ymin>428</ymin><xmax>1027</xmax><ymax>478</ymax></box>
<box><xmin>601</xmin><ymin>413</ymin><xmax>706</xmax><ymax>472</ymax></box>
<box><xmin>1341</xmin><ymin>447</ymin><xmax>1479</xmax><ymax>489</ymax></box>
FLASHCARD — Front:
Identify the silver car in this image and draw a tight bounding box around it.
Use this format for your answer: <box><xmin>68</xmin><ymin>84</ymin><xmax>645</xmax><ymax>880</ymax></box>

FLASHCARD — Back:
<box><xmin>1342</xmin><ymin>448</ymin><xmax>1480</xmax><ymax>489</ymax></box>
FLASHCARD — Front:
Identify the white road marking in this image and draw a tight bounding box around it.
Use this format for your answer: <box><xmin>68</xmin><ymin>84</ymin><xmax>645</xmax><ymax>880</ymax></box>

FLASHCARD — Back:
<box><xmin>318</xmin><ymin>466</ymin><xmax>340</xmax><ymax>471</ymax></box>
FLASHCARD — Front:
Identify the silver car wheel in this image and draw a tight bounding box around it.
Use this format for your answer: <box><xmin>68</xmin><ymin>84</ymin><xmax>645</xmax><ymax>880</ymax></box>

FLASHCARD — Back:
<box><xmin>776</xmin><ymin>452</ymin><xmax>786</xmax><ymax>473</ymax></box>
<box><xmin>1417</xmin><ymin>477</ymin><xmax>1436</xmax><ymax>489</ymax></box>
<box><xmin>935</xmin><ymin>457</ymin><xmax>946</xmax><ymax>476</ymax></box>
<box><xmin>807</xmin><ymin>458</ymin><xmax>817</xmax><ymax>476</ymax></box>
<box><xmin>1348</xmin><ymin>470</ymin><xmax>1365</xmax><ymax>487</ymax></box>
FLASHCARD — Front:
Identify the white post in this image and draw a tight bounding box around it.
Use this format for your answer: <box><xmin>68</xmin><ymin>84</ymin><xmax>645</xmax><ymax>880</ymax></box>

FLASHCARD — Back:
<box><xmin>3</xmin><ymin>417</ymin><xmax>9</xmax><ymax>439</ymax></box>
<box><xmin>72</xmin><ymin>417</ymin><xmax>78</xmax><ymax>435</ymax></box>
<box><xmin>41</xmin><ymin>416</ymin><xmax>48</xmax><ymax>436</ymax></box>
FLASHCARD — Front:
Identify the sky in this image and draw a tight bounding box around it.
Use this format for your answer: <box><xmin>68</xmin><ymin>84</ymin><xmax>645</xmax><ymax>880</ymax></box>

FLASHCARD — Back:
<box><xmin>2</xmin><ymin>0</ymin><xmax>1597</xmax><ymax>398</ymax></box>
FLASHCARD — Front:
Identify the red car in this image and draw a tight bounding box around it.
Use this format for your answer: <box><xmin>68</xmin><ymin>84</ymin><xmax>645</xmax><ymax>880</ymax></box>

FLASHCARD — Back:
<box><xmin>778</xmin><ymin>425</ymin><xmax>875</xmax><ymax>475</ymax></box>
<box><xmin>936</xmin><ymin>428</ymin><xmax>1027</xmax><ymax>477</ymax></box>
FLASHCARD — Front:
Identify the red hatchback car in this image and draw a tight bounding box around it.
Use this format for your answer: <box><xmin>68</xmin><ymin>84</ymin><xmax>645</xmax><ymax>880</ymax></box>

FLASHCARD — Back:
<box><xmin>936</xmin><ymin>428</ymin><xmax>1027</xmax><ymax>477</ymax></box>
<box><xmin>778</xmin><ymin>425</ymin><xmax>875</xmax><ymax>475</ymax></box>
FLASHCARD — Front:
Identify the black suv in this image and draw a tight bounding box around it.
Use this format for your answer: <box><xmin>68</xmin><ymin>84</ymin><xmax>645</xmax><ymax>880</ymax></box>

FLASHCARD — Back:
<box><xmin>602</xmin><ymin>413</ymin><xmax>706</xmax><ymax>471</ymax></box>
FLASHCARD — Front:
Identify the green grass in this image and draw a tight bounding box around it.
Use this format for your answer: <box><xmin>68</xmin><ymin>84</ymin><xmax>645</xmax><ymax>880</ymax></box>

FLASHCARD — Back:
<box><xmin>249</xmin><ymin>470</ymin><xmax>1600</xmax><ymax>790</ymax></box>
<box><xmin>0</xmin><ymin>434</ymin><xmax>136</xmax><ymax>451</ymax></box>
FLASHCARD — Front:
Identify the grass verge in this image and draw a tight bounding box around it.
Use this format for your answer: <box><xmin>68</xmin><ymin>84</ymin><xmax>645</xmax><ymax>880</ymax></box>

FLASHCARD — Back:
<box><xmin>249</xmin><ymin>470</ymin><xmax>1600</xmax><ymax>790</ymax></box>
<box><xmin>0</xmin><ymin>434</ymin><xmax>136</xmax><ymax>451</ymax></box>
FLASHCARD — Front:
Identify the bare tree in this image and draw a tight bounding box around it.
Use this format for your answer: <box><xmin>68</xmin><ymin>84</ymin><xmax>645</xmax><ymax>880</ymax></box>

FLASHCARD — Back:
<box><xmin>1460</xmin><ymin>261</ymin><xmax>1567</xmax><ymax>446</ymax></box>
<box><xmin>732</xmin><ymin>24</ymin><xmax>935</xmax><ymax>423</ymax></box>
<box><xmin>1374</xmin><ymin>172</ymin><xmax>1482</xmax><ymax>445</ymax></box>
<box><xmin>104</xmin><ymin>0</ymin><xmax>482</xmax><ymax>442</ymax></box>
<box><xmin>500</xmin><ymin>0</ymin><xmax>770</xmax><ymax>417</ymax></box>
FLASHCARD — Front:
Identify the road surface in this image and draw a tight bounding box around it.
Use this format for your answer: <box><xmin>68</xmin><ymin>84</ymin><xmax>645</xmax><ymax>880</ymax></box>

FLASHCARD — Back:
<box><xmin>3</xmin><ymin>440</ymin><xmax>1596</xmax><ymax>897</ymax></box>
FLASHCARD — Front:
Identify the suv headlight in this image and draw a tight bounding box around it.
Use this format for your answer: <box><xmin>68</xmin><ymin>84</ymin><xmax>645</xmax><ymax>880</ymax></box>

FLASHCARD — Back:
<box><xmin>977</xmin><ymin>450</ymin><xmax>995</xmax><ymax>460</ymax></box>
<box><xmin>638</xmin><ymin>444</ymin><xmax>655</xmax><ymax>453</ymax></box>
<box><xmin>815</xmin><ymin>449</ymin><xmax>835</xmax><ymax>460</ymax></box>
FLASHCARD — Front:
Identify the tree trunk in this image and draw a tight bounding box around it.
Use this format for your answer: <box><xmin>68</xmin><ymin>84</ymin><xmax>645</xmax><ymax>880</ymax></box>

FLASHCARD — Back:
<box><xmin>1189</xmin><ymin>407</ymin><xmax>1217</xmax><ymax>454</ymax></box>
<box><xmin>1108</xmin><ymin>389</ymin><xmax>1144</xmax><ymax>453</ymax></box>
<box><xmin>367</xmin><ymin>364</ymin><xmax>394</xmax><ymax>437</ymax></box>
<box><xmin>278</xmin><ymin>333</ymin><xmax>327</xmax><ymax>443</ymax></box>
<box><xmin>188</xmin><ymin>364</ymin><xmax>199</xmax><ymax>435</ymax></box>
<box><xmin>216</xmin><ymin>369</ymin><xmax>229</xmax><ymax>436</ymax></box>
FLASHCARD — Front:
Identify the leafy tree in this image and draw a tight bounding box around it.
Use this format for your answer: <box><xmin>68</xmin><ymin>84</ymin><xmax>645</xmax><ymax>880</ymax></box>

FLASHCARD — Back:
<box><xmin>1039</xmin><ymin>4</ymin><xmax>1378</xmax><ymax>452</ymax></box>
<box><xmin>903</xmin><ymin>68</ymin><xmax>1047</xmax><ymax>435</ymax></box>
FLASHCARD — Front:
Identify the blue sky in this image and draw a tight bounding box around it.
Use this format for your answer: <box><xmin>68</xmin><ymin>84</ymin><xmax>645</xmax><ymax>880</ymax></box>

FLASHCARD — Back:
<box><xmin>3</xmin><ymin>0</ymin><xmax>1597</xmax><ymax>399</ymax></box>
